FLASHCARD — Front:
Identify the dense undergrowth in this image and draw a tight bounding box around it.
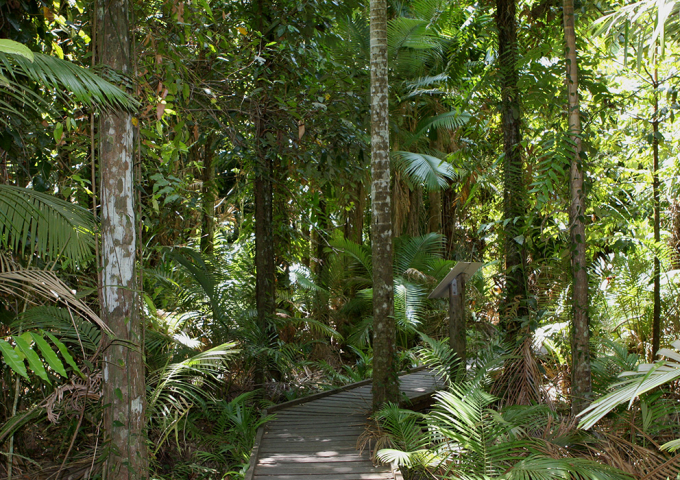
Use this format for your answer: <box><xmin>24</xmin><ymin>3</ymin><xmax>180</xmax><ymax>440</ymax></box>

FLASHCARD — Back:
<box><xmin>2</xmin><ymin>230</ymin><xmax>680</xmax><ymax>479</ymax></box>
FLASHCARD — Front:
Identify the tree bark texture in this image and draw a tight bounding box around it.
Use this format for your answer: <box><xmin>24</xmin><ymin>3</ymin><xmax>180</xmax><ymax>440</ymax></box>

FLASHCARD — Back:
<box><xmin>651</xmin><ymin>65</ymin><xmax>661</xmax><ymax>360</ymax></box>
<box><xmin>345</xmin><ymin>181</ymin><xmax>365</xmax><ymax>244</ymax></box>
<box><xmin>370</xmin><ymin>0</ymin><xmax>399</xmax><ymax>410</ymax></box>
<box><xmin>496</xmin><ymin>0</ymin><xmax>529</xmax><ymax>335</ymax></box>
<box><xmin>253</xmin><ymin>0</ymin><xmax>277</xmax><ymax>385</ymax></box>
<box><xmin>442</xmin><ymin>183</ymin><xmax>456</xmax><ymax>259</ymax></box>
<box><xmin>97</xmin><ymin>1</ymin><xmax>148</xmax><ymax>477</ymax></box>
<box><xmin>563</xmin><ymin>0</ymin><xmax>592</xmax><ymax>415</ymax></box>
<box><xmin>254</xmin><ymin>112</ymin><xmax>276</xmax><ymax>384</ymax></box>
<box><xmin>200</xmin><ymin>135</ymin><xmax>216</xmax><ymax>254</ymax></box>
<box><xmin>449</xmin><ymin>275</ymin><xmax>466</xmax><ymax>371</ymax></box>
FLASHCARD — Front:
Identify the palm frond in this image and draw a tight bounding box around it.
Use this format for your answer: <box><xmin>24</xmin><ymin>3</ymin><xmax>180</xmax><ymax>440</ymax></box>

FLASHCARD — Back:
<box><xmin>579</xmin><ymin>339</ymin><xmax>680</xmax><ymax>428</ymax></box>
<box><xmin>417</xmin><ymin>333</ymin><xmax>459</xmax><ymax>386</ymax></box>
<box><xmin>0</xmin><ymin>264</ymin><xmax>108</xmax><ymax>332</ymax></box>
<box><xmin>329</xmin><ymin>236</ymin><xmax>373</xmax><ymax>281</ymax></box>
<box><xmin>394</xmin><ymin>232</ymin><xmax>445</xmax><ymax>275</ymax></box>
<box><xmin>0</xmin><ymin>50</ymin><xmax>138</xmax><ymax>112</ymax></box>
<box><xmin>392</xmin><ymin>151</ymin><xmax>454</xmax><ymax>192</ymax></box>
<box><xmin>413</xmin><ymin>109</ymin><xmax>472</xmax><ymax>137</ymax></box>
<box><xmin>0</xmin><ymin>185</ymin><xmax>95</xmax><ymax>264</ymax></box>
<box><xmin>15</xmin><ymin>306</ymin><xmax>101</xmax><ymax>354</ymax></box>
<box><xmin>506</xmin><ymin>456</ymin><xmax>633</xmax><ymax>480</ymax></box>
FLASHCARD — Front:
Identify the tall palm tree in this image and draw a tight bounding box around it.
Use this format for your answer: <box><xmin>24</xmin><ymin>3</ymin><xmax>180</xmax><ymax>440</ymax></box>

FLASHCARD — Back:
<box><xmin>563</xmin><ymin>0</ymin><xmax>592</xmax><ymax>415</ymax></box>
<box><xmin>370</xmin><ymin>0</ymin><xmax>400</xmax><ymax>409</ymax></box>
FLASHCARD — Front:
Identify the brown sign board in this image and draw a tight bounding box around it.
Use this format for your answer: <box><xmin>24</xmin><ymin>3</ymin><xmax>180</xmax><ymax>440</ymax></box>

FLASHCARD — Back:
<box><xmin>427</xmin><ymin>262</ymin><xmax>483</xmax><ymax>299</ymax></box>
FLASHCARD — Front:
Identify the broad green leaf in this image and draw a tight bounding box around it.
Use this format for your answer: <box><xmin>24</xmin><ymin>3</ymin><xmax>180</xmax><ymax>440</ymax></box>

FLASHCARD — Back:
<box><xmin>44</xmin><ymin>331</ymin><xmax>83</xmax><ymax>378</ymax></box>
<box><xmin>0</xmin><ymin>339</ymin><xmax>27</xmax><ymax>378</ymax></box>
<box><xmin>30</xmin><ymin>332</ymin><xmax>67</xmax><ymax>377</ymax></box>
<box><xmin>13</xmin><ymin>335</ymin><xmax>49</xmax><ymax>383</ymax></box>
<box><xmin>0</xmin><ymin>40</ymin><xmax>34</xmax><ymax>61</ymax></box>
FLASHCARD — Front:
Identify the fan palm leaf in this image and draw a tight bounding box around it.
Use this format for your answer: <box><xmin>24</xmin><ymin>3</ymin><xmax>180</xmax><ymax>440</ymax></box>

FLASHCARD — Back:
<box><xmin>392</xmin><ymin>151</ymin><xmax>455</xmax><ymax>191</ymax></box>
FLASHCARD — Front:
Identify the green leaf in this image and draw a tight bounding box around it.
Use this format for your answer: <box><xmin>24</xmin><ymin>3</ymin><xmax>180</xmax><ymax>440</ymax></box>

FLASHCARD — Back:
<box><xmin>13</xmin><ymin>335</ymin><xmax>49</xmax><ymax>383</ymax></box>
<box><xmin>0</xmin><ymin>339</ymin><xmax>27</xmax><ymax>378</ymax></box>
<box><xmin>0</xmin><ymin>40</ymin><xmax>34</xmax><ymax>61</ymax></box>
<box><xmin>54</xmin><ymin>122</ymin><xmax>63</xmax><ymax>143</ymax></box>
<box><xmin>30</xmin><ymin>332</ymin><xmax>67</xmax><ymax>377</ymax></box>
<box><xmin>44</xmin><ymin>331</ymin><xmax>83</xmax><ymax>378</ymax></box>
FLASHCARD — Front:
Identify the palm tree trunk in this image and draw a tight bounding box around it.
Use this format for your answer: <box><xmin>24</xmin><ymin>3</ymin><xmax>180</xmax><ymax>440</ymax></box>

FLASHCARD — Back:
<box><xmin>370</xmin><ymin>0</ymin><xmax>399</xmax><ymax>409</ymax></box>
<box><xmin>496</xmin><ymin>0</ymin><xmax>528</xmax><ymax>334</ymax></box>
<box><xmin>563</xmin><ymin>0</ymin><xmax>592</xmax><ymax>414</ymax></box>
<box><xmin>97</xmin><ymin>1</ymin><xmax>148</xmax><ymax>477</ymax></box>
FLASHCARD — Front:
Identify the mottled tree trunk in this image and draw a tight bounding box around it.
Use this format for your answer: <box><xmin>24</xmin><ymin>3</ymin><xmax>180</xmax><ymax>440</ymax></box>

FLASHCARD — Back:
<box><xmin>563</xmin><ymin>0</ymin><xmax>592</xmax><ymax>415</ymax></box>
<box><xmin>496</xmin><ymin>0</ymin><xmax>528</xmax><ymax>335</ymax></box>
<box><xmin>200</xmin><ymin>135</ymin><xmax>215</xmax><ymax>254</ymax></box>
<box><xmin>97</xmin><ymin>1</ymin><xmax>148</xmax><ymax>478</ymax></box>
<box><xmin>370</xmin><ymin>0</ymin><xmax>399</xmax><ymax>410</ymax></box>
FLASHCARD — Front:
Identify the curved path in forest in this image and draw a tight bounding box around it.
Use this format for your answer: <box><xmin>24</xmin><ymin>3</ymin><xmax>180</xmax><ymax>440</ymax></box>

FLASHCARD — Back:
<box><xmin>245</xmin><ymin>368</ymin><xmax>442</xmax><ymax>480</ymax></box>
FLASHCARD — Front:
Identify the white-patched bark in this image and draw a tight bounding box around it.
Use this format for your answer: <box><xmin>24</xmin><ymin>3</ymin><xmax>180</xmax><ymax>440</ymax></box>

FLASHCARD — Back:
<box><xmin>98</xmin><ymin>1</ymin><xmax>148</xmax><ymax>477</ymax></box>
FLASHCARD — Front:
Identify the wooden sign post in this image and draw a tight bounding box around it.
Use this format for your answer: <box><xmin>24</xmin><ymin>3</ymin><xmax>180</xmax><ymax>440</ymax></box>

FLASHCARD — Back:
<box><xmin>428</xmin><ymin>262</ymin><xmax>482</xmax><ymax>369</ymax></box>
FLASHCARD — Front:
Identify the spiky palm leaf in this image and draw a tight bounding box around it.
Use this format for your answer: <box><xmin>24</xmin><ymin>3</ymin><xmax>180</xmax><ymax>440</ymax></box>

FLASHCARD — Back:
<box><xmin>0</xmin><ymin>41</ymin><xmax>138</xmax><ymax>118</ymax></box>
<box><xmin>0</xmin><ymin>185</ymin><xmax>95</xmax><ymax>264</ymax></box>
<box><xmin>579</xmin><ymin>340</ymin><xmax>680</xmax><ymax>430</ymax></box>
<box><xmin>379</xmin><ymin>382</ymin><xmax>633</xmax><ymax>479</ymax></box>
<box><xmin>147</xmin><ymin>342</ymin><xmax>238</xmax><ymax>450</ymax></box>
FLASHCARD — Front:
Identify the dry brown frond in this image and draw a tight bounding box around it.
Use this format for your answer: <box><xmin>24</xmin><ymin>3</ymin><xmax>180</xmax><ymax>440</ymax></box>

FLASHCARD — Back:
<box><xmin>44</xmin><ymin>373</ymin><xmax>102</xmax><ymax>423</ymax></box>
<box><xmin>586</xmin><ymin>427</ymin><xmax>680</xmax><ymax>480</ymax></box>
<box><xmin>492</xmin><ymin>336</ymin><xmax>544</xmax><ymax>406</ymax></box>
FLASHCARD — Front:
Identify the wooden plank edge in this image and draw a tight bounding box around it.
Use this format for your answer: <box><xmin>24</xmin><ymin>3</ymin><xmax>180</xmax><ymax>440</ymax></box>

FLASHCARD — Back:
<box><xmin>267</xmin><ymin>366</ymin><xmax>427</xmax><ymax>413</ymax></box>
<box><xmin>244</xmin><ymin>408</ymin><xmax>268</xmax><ymax>480</ymax></box>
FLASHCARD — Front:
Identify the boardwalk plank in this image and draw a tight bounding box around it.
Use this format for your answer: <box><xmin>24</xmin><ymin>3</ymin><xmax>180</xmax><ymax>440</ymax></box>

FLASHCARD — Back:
<box><xmin>245</xmin><ymin>369</ymin><xmax>438</xmax><ymax>480</ymax></box>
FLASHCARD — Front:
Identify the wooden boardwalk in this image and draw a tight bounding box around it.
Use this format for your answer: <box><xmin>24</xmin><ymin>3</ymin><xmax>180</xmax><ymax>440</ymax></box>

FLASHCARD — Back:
<box><xmin>245</xmin><ymin>368</ymin><xmax>442</xmax><ymax>480</ymax></box>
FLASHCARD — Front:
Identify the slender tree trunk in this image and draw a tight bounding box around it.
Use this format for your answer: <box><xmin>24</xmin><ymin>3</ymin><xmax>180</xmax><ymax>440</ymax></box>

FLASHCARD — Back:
<box><xmin>97</xmin><ymin>1</ymin><xmax>147</xmax><ymax>478</ymax></box>
<box><xmin>442</xmin><ymin>183</ymin><xmax>456</xmax><ymax>259</ymax></box>
<box><xmin>496</xmin><ymin>0</ymin><xmax>528</xmax><ymax>335</ymax></box>
<box><xmin>254</xmin><ymin>113</ymin><xmax>275</xmax><ymax>385</ymax></box>
<box><xmin>407</xmin><ymin>187</ymin><xmax>422</xmax><ymax>236</ymax></box>
<box><xmin>253</xmin><ymin>0</ymin><xmax>276</xmax><ymax>385</ymax></box>
<box><xmin>563</xmin><ymin>0</ymin><xmax>592</xmax><ymax>415</ymax></box>
<box><xmin>200</xmin><ymin>135</ymin><xmax>215</xmax><ymax>254</ymax></box>
<box><xmin>428</xmin><ymin>191</ymin><xmax>441</xmax><ymax>234</ymax></box>
<box><xmin>651</xmin><ymin>63</ymin><xmax>661</xmax><ymax>360</ymax></box>
<box><xmin>345</xmin><ymin>181</ymin><xmax>366</xmax><ymax>244</ymax></box>
<box><xmin>370</xmin><ymin>0</ymin><xmax>399</xmax><ymax>409</ymax></box>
